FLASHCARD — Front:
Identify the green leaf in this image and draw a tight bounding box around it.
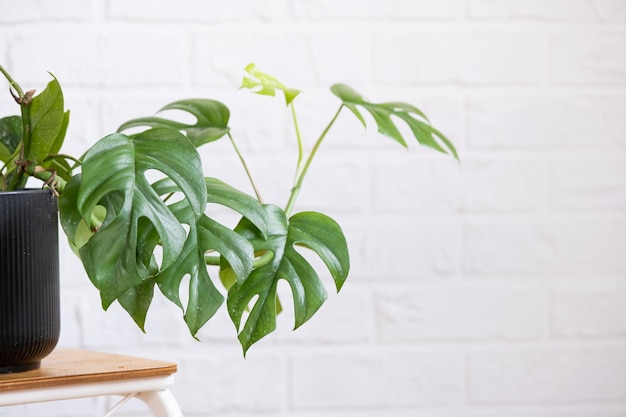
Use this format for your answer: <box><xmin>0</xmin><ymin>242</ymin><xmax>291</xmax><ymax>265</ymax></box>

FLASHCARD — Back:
<box><xmin>330</xmin><ymin>84</ymin><xmax>458</xmax><ymax>160</ymax></box>
<box><xmin>59</xmin><ymin>174</ymin><xmax>107</xmax><ymax>257</ymax></box>
<box><xmin>240</xmin><ymin>63</ymin><xmax>301</xmax><ymax>106</ymax></box>
<box><xmin>59</xmin><ymin>173</ymin><xmax>87</xmax><ymax>249</ymax></box>
<box><xmin>227</xmin><ymin>206</ymin><xmax>350</xmax><ymax>355</ymax></box>
<box><xmin>42</xmin><ymin>154</ymin><xmax>74</xmax><ymax>182</ymax></box>
<box><xmin>137</xmin><ymin>176</ymin><xmax>269</xmax><ymax>337</ymax></box>
<box><xmin>154</xmin><ymin>206</ymin><xmax>250</xmax><ymax>338</ymax></box>
<box><xmin>29</xmin><ymin>76</ymin><xmax>67</xmax><ymax>163</ymax></box>
<box><xmin>219</xmin><ymin>265</ymin><xmax>238</xmax><ymax>291</ymax></box>
<box><xmin>205</xmin><ymin>177</ymin><xmax>269</xmax><ymax>240</ymax></box>
<box><xmin>46</xmin><ymin>110</ymin><xmax>70</xmax><ymax>157</ymax></box>
<box><xmin>289</xmin><ymin>211</ymin><xmax>350</xmax><ymax>293</ymax></box>
<box><xmin>0</xmin><ymin>116</ymin><xmax>22</xmax><ymax>162</ymax></box>
<box><xmin>153</xmin><ymin>176</ymin><xmax>269</xmax><ymax>241</ymax></box>
<box><xmin>75</xmin><ymin>128</ymin><xmax>207</xmax><ymax>308</ymax></box>
<box><xmin>182</xmin><ymin>250</ymin><xmax>224</xmax><ymax>337</ymax></box>
<box><xmin>117</xmin><ymin>276</ymin><xmax>156</xmax><ymax>332</ymax></box>
<box><xmin>226</xmin><ymin>205</ymin><xmax>287</xmax><ymax>355</ymax></box>
<box><xmin>118</xmin><ymin>99</ymin><xmax>230</xmax><ymax>147</ymax></box>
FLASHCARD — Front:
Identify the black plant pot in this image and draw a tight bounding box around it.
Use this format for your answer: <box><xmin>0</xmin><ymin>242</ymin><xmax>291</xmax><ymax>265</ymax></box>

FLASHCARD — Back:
<box><xmin>0</xmin><ymin>189</ymin><xmax>60</xmax><ymax>373</ymax></box>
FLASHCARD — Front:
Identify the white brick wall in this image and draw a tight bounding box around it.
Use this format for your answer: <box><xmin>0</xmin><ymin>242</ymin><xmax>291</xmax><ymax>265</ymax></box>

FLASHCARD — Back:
<box><xmin>2</xmin><ymin>0</ymin><xmax>626</xmax><ymax>416</ymax></box>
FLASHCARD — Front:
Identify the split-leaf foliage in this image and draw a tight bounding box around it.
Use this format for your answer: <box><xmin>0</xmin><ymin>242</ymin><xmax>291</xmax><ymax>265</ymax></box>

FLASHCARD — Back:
<box><xmin>0</xmin><ymin>63</ymin><xmax>457</xmax><ymax>354</ymax></box>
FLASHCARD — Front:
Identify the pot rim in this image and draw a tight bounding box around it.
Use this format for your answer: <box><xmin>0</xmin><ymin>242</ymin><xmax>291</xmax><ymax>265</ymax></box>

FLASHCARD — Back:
<box><xmin>0</xmin><ymin>188</ymin><xmax>55</xmax><ymax>196</ymax></box>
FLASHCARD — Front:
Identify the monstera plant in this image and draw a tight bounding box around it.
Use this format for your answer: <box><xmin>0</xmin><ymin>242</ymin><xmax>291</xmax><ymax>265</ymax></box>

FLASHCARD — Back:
<box><xmin>0</xmin><ymin>63</ymin><xmax>457</xmax><ymax>355</ymax></box>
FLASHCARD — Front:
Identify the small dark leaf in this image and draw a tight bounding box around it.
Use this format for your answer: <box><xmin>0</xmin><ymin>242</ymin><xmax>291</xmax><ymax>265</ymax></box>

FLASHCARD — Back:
<box><xmin>0</xmin><ymin>116</ymin><xmax>22</xmax><ymax>162</ymax></box>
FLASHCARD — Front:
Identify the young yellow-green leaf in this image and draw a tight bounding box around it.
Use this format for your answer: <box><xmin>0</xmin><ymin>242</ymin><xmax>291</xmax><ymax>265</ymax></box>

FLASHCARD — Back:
<box><xmin>240</xmin><ymin>63</ymin><xmax>301</xmax><ymax>106</ymax></box>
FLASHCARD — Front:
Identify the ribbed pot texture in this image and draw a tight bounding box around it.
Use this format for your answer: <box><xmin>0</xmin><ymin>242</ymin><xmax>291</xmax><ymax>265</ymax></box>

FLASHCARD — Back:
<box><xmin>0</xmin><ymin>189</ymin><xmax>60</xmax><ymax>373</ymax></box>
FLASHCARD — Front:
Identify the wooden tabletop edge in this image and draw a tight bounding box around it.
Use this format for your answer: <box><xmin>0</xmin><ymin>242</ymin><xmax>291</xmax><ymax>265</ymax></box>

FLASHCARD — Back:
<box><xmin>0</xmin><ymin>349</ymin><xmax>179</xmax><ymax>392</ymax></box>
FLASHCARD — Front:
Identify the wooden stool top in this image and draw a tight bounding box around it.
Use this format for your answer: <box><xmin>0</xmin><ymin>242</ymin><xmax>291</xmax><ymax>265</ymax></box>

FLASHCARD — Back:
<box><xmin>0</xmin><ymin>349</ymin><xmax>177</xmax><ymax>392</ymax></box>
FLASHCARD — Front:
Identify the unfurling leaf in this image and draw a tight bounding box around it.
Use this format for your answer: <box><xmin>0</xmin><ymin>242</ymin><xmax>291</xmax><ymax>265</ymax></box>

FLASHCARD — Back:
<box><xmin>240</xmin><ymin>63</ymin><xmax>301</xmax><ymax>106</ymax></box>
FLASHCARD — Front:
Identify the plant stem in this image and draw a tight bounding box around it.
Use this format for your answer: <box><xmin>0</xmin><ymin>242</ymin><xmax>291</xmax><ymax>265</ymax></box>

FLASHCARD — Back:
<box><xmin>7</xmin><ymin>105</ymin><xmax>32</xmax><ymax>190</ymax></box>
<box><xmin>0</xmin><ymin>64</ymin><xmax>24</xmax><ymax>98</ymax></box>
<box><xmin>290</xmin><ymin>103</ymin><xmax>304</xmax><ymax>180</ymax></box>
<box><xmin>284</xmin><ymin>105</ymin><xmax>343</xmax><ymax>216</ymax></box>
<box><xmin>1</xmin><ymin>64</ymin><xmax>32</xmax><ymax>190</ymax></box>
<box><xmin>24</xmin><ymin>163</ymin><xmax>67</xmax><ymax>195</ymax></box>
<box><xmin>204</xmin><ymin>250</ymin><xmax>274</xmax><ymax>268</ymax></box>
<box><xmin>50</xmin><ymin>153</ymin><xmax>82</xmax><ymax>168</ymax></box>
<box><xmin>228</xmin><ymin>132</ymin><xmax>263</xmax><ymax>203</ymax></box>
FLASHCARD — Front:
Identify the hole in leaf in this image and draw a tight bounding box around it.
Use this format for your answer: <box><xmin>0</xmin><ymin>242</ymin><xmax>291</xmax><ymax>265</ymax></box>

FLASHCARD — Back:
<box><xmin>238</xmin><ymin>294</ymin><xmax>259</xmax><ymax>333</ymax></box>
<box><xmin>179</xmin><ymin>273</ymin><xmax>191</xmax><ymax>311</ymax></box>
<box><xmin>144</xmin><ymin>168</ymin><xmax>166</xmax><ymax>185</ymax></box>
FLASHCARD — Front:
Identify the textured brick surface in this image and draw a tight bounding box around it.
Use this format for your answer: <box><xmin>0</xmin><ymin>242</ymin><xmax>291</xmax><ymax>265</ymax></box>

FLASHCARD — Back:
<box><xmin>469</xmin><ymin>347</ymin><xmax>626</xmax><ymax>403</ymax></box>
<box><xmin>290</xmin><ymin>350</ymin><xmax>465</xmax><ymax>408</ymax></box>
<box><xmin>465</xmin><ymin>218</ymin><xmax>626</xmax><ymax>276</ymax></box>
<box><xmin>469</xmin><ymin>0</ymin><xmax>626</xmax><ymax>21</ymax></box>
<box><xmin>108</xmin><ymin>0</ymin><xmax>255</xmax><ymax>21</ymax></box>
<box><xmin>173</xmin><ymin>353</ymin><xmax>285</xmax><ymax>414</ymax></box>
<box><xmin>375</xmin><ymin>285</ymin><xmax>547</xmax><ymax>341</ymax></box>
<box><xmin>2</xmin><ymin>0</ymin><xmax>626</xmax><ymax>415</ymax></box>
<box><xmin>552</xmin><ymin>284</ymin><xmax>626</xmax><ymax>337</ymax></box>
<box><xmin>0</xmin><ymin>0</ymin><xmax>94</xmax><ymax>22</ymax></box>
<box><xmin>468</xmin><ymin>93</ymin><xmax>626</xmax><ymax>147</ymax></box>
<box><xmin>551</xmin><ymin>33</ymin><xmax>626</xmax><ymax>84</ymax></box>
<box><xmin>552</xmin><ymin>157</ymin><xmax>626</xmax><ymax>210</ymax></box>
<box><xmin>374</xmin><ymin>32</ymin><xmax>546</xmax><ymax>85</ymax></box>
<box><xmin>292</xmin><ymin>0</ymin><xmax>460</xmax><ymax>20</ymax></box>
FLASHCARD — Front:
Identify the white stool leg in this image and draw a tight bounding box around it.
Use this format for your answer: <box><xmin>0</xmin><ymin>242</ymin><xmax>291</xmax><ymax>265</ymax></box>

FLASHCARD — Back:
<box><xmin>102</xmin><ymin>393</ymin><xmax>138</xmax><ymax>417</ymax></box>
<box><xmin>136</xmin><ymin>389</ymin><xmax>183</xmax><ymax>417</ymax></box>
